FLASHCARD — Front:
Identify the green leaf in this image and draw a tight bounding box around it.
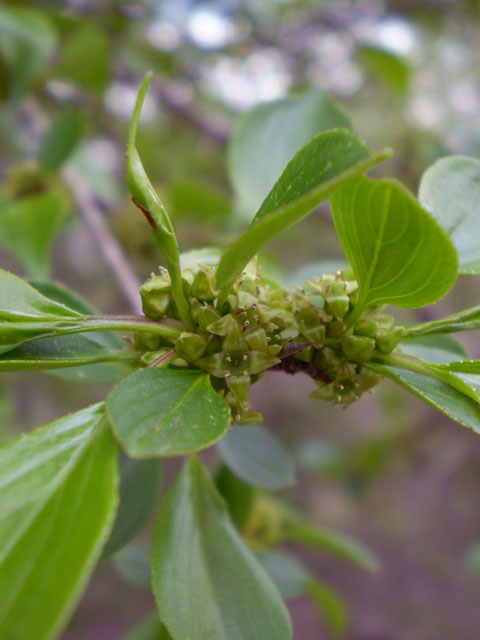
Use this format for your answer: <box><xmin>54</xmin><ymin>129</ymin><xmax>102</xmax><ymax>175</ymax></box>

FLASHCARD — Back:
<box><xmin>38</xmin><ymin>110</ymin><xmax>85</xmax><ymax>173</ymax></box>
<box><xmin>399</xmin><ymin>335</ymin><xmax>468</xmax><ymax>364</ymax></box>
<box><xmin>217</xmin><ymin>131</ymin><xmax>389</xmax><ymax>302</ymax></box>
<box><xmin>358</xmin><ymin>44</ymin><xmax>411</xmax><ymax>94</ymax></box>
<box><xmin>215</xmin><ymin>464</ymin><xmax>256</xmax><ymax>531</ymax></box>
<box><xmin>258</xmin><ymin>550</ymin><xmax>348</xmax><ymax>636</ymax></box>
<box><xmin>151</xmin><ymin>458</ymin><xmax>292</xmax><ymax>640</ymax></box>
<box><xmin>368</xmin><ymin>363</ymin><xmax>480</xmax><ymax>433</ymax></box>
<box><xmin>169</xmin><ymin>177</ymin><xmax>230</xmax><ymax>223</ymax></box>
<box><xmin>180</xmin><ymin>247</ymin><xmax>222</xmax><ymax>271</ymax></box>
<box><xmin>330</xmin><ymin>176</ymin><xmax>458</xmax><ymax>314</ymax></box>
<box><xmin>106</xmin><ymin>368</ymin><xmax>232</xmax><ymax>458</ymax></box>
<box><xmin>0</xmin><ymin>334</ymin><xmax>138</xmax><ymax>373</ymax></box>
<box><xmin>59</xmin><ymin>22</ymin><xmax>109</xmax><ymax>91</ymax></box>
<box><xmin>282</xmin><ymin>517</ymin><xmax>379</xmax><ymax>572</ymax></box>
<box><xmin>127</xmin><ymin>73</ymin><xmax>192</xmax><ymax>330</ymax></box>
<box><xmin>0</xmin><ymin>268</ymin><xmax>81</xmax><ymax>321</ymax></box>
<box><xmin>123</xmin><ymin>613</ymin><xmax>172</xmax><ymax>640</ymax></box>
<box><xmin>113</xmin><ymin>541</ymin><xmax>151</xmax><ymax>589</ymax></box>
<box><xmin>228</xmin><ymin>88</ymin><xmax>352</xmax><ymax>216</ymax></box>
<box><xmin>28</xmin><ymin>280</ymin><xmax>135</xmax><ymax>383</ymax></box>
<box><xmin>419</xmin><ymin>156</ymin><xmax>480</xmax><ymax>274</ymax></box>
<box><xmin>0</xmin><ymin>192</ymin><xmax>67</xmax><ymax>278</ymax></box>
<box><xmin>0</xmin><ymin>7</ymin><xmax>57</xmax><ymax>98</ymax></box>
<box><xmin>0</xmin><ymin>404</ymin><xmax>118</xmax><ymax>639</ymax></box>
<box><xmin>306</xmin><ymin>579</ymin><xmax>348</xmax><ymax>637</ymax></box>
<box><xmin>406</xmin><ymin>305</ymin><xmax>480</xmax><ymax>337</ymax></box>
<box><xmin>257</xmin><ymin>550</ymin><xmax>310</xmax><ymax>598</ymax></box>
<box><xmin>104</xmin><ymin>455</ymin><xmax>162</xmax><ymax>556</ymax></box>
<box><xmin>216</xmin><ymin>425</ymin><xmax>295</xmax><ymax>490</ymax></box>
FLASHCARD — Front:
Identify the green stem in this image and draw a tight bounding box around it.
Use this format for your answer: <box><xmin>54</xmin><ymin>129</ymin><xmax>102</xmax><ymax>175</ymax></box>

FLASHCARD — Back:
<box><xmin>71</xmin><ymin>316</ymin><xmax>182</xmax><ymax>340</ymax></box>
<box><xmin>126</xmin><ymin>73</ymin><xmax>194</xmax><ymax>331</ymax></box>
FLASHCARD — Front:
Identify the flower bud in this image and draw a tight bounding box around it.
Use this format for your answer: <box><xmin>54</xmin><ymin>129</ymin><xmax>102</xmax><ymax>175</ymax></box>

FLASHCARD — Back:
<box><xmin>140</xmin><ymin>276</ymin><xmax>171</xmax><ymax>320</ymax></box>
<box><xmin>190</xmin><ymin>267</ymin><xmax>217</xmax><ymax>301</ymax></box>
<box><xmin>223</xmin><ymin>320</ymin><xmax>248</xmax><ymax>357</ymax></box>
<box><xmin>302</xmin><ymin>325</ymin><xmax>326</xmax><ymax>348</ymax></box>
<box><xmin>341</xmin><ymin>335</ymin><xmax>376</xmax><ymax>361</ymax></box>
<box><xmin>326</xmin><ymin>319</ymin><xmax>347</xmax><ymax>338</ymax></box>
<box><xmin>246</xmin><ymin>350</ymin><xmax>280</xmax><ymax>375</ymax></box>
<box><xmin>175</xmin><ymin>332</ymin><xmax>207</xmax><ymax>363</ymax></box>
<box><xmin>325</xmin><ymin>294</ymin><xmax>350</xmax><ymax>319</ymax></box>
<box><xmin>354</xmin><ymin>319</ymin><xmax>378</xmax><ymax>338</ymax></box>
<box><xmin>226</xmin><ymin>375</ymin><xmax>251</xmax><ymax>411</ymax></box>
<box><xmin>375</xmin><ymin>326</ymin><xmax>405</xmax><ymax>354</ymax></box>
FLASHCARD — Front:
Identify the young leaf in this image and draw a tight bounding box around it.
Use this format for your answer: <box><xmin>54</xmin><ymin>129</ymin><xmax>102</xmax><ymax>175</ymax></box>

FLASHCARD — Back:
<box><xmin>330</xmin><ymin>176</ymin><xmax>458</xmax><ymax>317</ymax></box>
<box><xmin>216</xmin><ymin>425</ymin><xmax>295</xmax><ymax>490</ymax></box>
<box><xmin>106</xmin><ymin>368</ymin><xmax>231</xmax><ymax>458</ymax></box>
<box><xmin>419</xmin><ymin>156</ymin><xmax>480</xmax><ymax>274</ymax></box>
<box><xmin>0</xmin><ymin>192</ymin><xmax>67</xmax><ymax>278</ymax></box>
<box><xmin>151</xmin><ymin>458</ymin><xmax>292</xmax><ymax>640</ymax></box>
<box><xmin>0</xmin><ymin>404</ymin><xmax>118</xmax><ymax>639</ymax></box>
<box><xmin>104</xmin><ymin>455</ymin><xmax>162</xmax><ymax>556</ymax></box>
<box><xmin>38</xmin><ymin>109</ymin><xmax>85</xmax><ymax>173</ymax></box>
<box><xmin>217</xmin><ymin>131</ymin><xmax>390</xmax><ymax>302</ymax></box>
<box><xmin>127</xmin><ymin>73</ymin><xmax>192</xmax><ymax>330</ymax></box>
<box><xmin>368</xmin><ymin>363</ymin><xmax>480</xmax><ymax>434</ymax></box>
<box><xmin>228</xmin><ymin>89</ymin><xmax>352</xmax><ymax>216</ymax></box>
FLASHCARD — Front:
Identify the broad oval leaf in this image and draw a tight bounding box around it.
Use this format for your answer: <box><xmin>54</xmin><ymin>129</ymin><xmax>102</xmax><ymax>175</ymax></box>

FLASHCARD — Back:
<box><xmin>104</xmin><ymin>455</ymin><xmax>162</xmax><ymax>556</ymax></box>
<box><xmin>0</xmin><ymin>404</ymin><xmax>118</xmax><ymax>639</ymax></box>
<box><xmin>330</xmin><ymin>176</ymin><xmax>458</xmax><ymax>311</ymax></box>
<box><xmin>216</xmin><ymin>425</ymin><xmax>295</xmax><ymax>490</ymax></box>
<box><xmin>217</xmin><ymin>131</ymin><xmax>389</xmax><ymax>301</ymax></box>
<box><xmin>368</xmin><ymin>363</ymin><xmax>480</xmax><ymax>433</ymax></box>
<box><xmin>151</xmin><ymin>458</ymin><xmax>292</xmax><ymax>640</ymax></box>
<box><xmin>419</xmin><ymin>156</ymin><xmax>480</xmax><ymax>274</ymax></box>
<box><xmin>228</xmin><ymin>88</ymin><xmax>352</xmax><ymax>216</ymax></box>
<box><xmin>106</xmin><ymin>368</ymin><xmax>231</xmax><ymax>458</ymax></box>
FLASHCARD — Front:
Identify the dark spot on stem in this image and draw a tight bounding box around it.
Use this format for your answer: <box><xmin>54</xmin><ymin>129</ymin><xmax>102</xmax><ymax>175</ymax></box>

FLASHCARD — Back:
<box><xmin>132</xmin><ymin>197</ymin><xmax>156</xmax><ymax>229</ymax></box>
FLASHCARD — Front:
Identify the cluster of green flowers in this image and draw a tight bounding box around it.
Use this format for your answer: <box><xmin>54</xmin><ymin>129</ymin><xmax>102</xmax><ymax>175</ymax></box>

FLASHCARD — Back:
<box><xmin>137</xmin><ymin>262</ymin><xmax>405</xmax><ymax>423</ymax></box>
